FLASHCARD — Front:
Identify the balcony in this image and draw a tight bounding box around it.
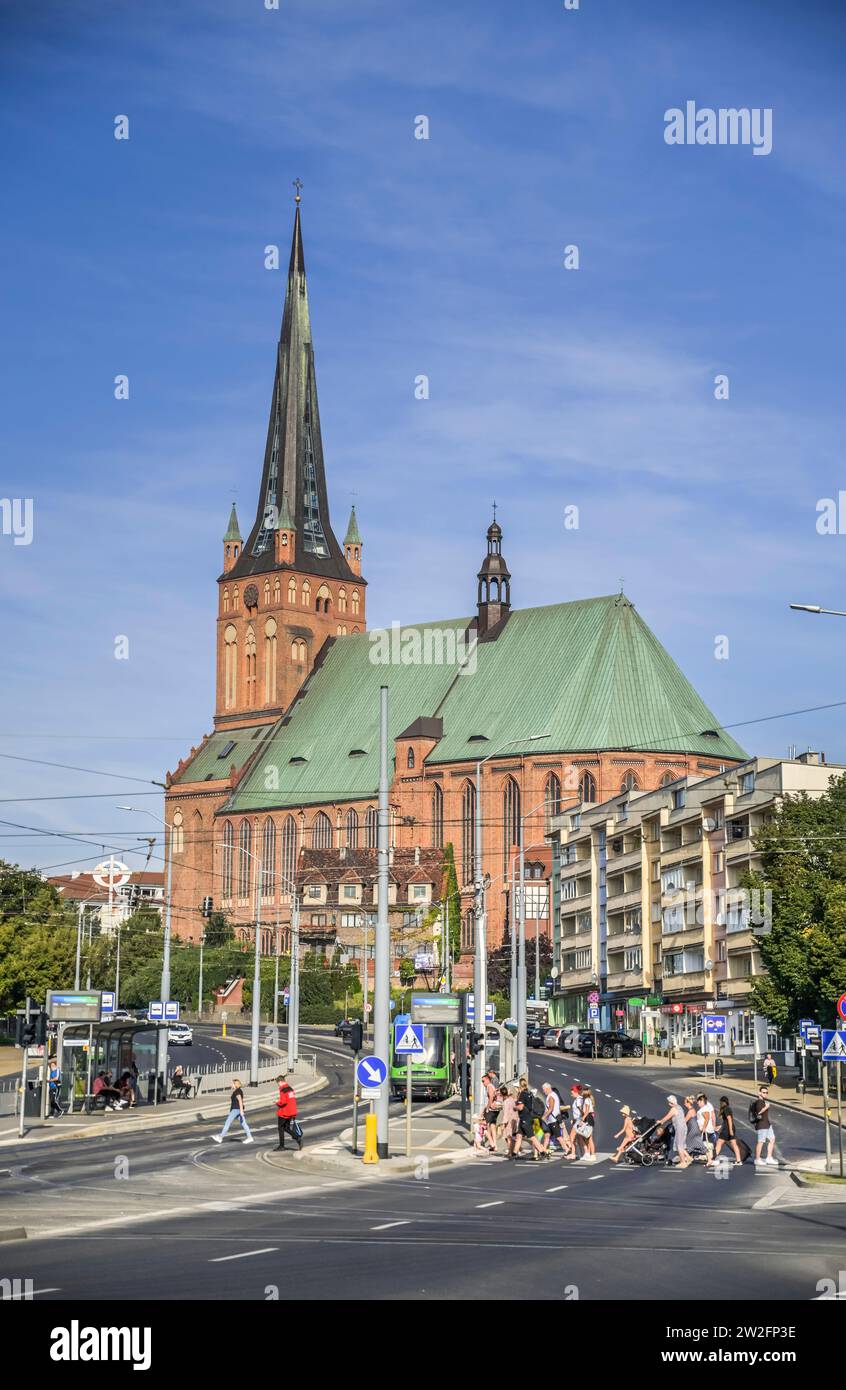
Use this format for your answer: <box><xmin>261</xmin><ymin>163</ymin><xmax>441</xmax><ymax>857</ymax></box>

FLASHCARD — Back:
<box><xmin>555</xmin><ymin>966</ymin><xmax>597</xmax><ymax>991</ymax></box>
<box><xmin>660</xmin><ymin>969</ymin><xmax>707</xmax><ymax>994</ymax></box>
<box><xmin>722</xmin><ymin>975</ymin><xmax>755</xmax><ymax>998</ymax></box>
<box><xmin>606</xmin><ymin>922</ymin><xmax>642</xmax><ymax>947</ymax></box>
<box><xmin>606</xmin><ymin>885</ymin><xmax>643</xmax><ymax>910</ymax></box>
<box><xmin>606</xmin><ymin>966</ymin><xmax>646</xmax><ymax>991</ymax></box>
<box><xmin>607</xmin><ymin>845</ymin><xmax>642</xmax><ymax>871</ymax></box>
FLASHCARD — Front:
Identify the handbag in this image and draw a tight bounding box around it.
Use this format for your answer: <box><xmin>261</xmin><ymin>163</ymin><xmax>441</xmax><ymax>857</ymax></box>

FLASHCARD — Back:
<box><xmin>575</xmin><ymin>1120</ymin><xmax>591</xmax><ymax>1139</ymax></box>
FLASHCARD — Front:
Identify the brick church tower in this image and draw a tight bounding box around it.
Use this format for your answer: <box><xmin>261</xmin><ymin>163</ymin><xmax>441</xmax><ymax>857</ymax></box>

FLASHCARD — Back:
<box><xmin>215</xmin><ymin>196</ymin><xmax>367</xmax><ymax>732</ymax></box>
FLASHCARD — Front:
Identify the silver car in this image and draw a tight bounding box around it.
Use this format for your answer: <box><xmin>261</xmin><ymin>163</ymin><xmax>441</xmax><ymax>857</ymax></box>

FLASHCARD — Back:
<box><xmin>543</xmin><ymin>1027</ymin><xmax>564</xmax><ymax>1049</ymax></box>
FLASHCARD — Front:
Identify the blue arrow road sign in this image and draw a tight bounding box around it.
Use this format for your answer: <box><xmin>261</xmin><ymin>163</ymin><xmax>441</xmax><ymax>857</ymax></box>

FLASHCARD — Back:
<box><xmin>355</xmin><ymin>1055</ymin><xmax>387</xmax><ymax>1088</ymax></box>
<box><xmin>395</xmin><ymin>1021</ymin><xmax>425</xmax><ymax>1055</ymax></box>
<box><xmin>821</xmin><ymin>1029</ymin><xmax>846</xmax><ymax>1062</ymax></box>
<box><xmin>703</xmin><ymin>1015</ymin><xmax>726</xmax><ymax>1034</ymax></box>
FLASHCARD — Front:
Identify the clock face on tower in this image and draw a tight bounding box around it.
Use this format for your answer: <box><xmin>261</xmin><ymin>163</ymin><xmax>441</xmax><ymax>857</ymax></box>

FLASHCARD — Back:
<box><xmin>243</xmin><ymin>583</ymin><xmax>259</xmax><ymax>610</ymax></box>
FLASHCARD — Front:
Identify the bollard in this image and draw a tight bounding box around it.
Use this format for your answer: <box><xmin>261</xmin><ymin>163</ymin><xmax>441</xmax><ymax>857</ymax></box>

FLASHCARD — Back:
<box><xmin>362</xmin><ymin>1112</ymin><xmax>379</xmax><ymax>1164</ymax></box>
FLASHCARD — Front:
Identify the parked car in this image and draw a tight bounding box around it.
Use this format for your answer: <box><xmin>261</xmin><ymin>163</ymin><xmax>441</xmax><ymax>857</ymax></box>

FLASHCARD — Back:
<box><xmin>526</xmin><ymin>1025</ymin><xmax>548</xmax><ymax>1049</ymax></box>
<box><xmin>335</xmin><ymin>1018</ymin><xmax>358</xmax><ymax>1041</ymax></box>
<box><xmin>575</xmin><ymin>1029</ymin><xmax>643</xmax><ymax>1058</ymax></box>
<box><xmin>111</xmin><ymin>1009</ymin><xmax>135</xmax><ymax>1022</ymax></box>
<box><xmin>543</xmin><ymin>1027</ymin><xmax>565</xmax><ymax>1049</ymax></box>
<box><xmin>167</xmin><ymin>1023</ymin><xmax>193</xmax><ymax>1046</ymax></box>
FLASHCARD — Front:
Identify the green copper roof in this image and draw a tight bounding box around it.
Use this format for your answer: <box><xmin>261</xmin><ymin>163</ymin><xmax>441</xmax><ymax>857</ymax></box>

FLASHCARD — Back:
<box><xmin>222</xmin><ymin>596</ymin><xmax>746</xmax><ymax>813</ymax></box>
<box><xmin>223</xmin><ymin>503</ymin><xmax>242</xmax><ymax>542</ymax></box>
<box><xmin>277</xmin><ymin>492</ymin><xmax>295</xmax><ymax>531</ymax></box>
<box><xmin>344</xmin><ymin>505</ymin><xmax>362</xmax><ymax>545</ymax></box>
<box><xmin>171</xmin><ymin>723</ymin><xmax>272</xmax><ymax>786</ymax></box>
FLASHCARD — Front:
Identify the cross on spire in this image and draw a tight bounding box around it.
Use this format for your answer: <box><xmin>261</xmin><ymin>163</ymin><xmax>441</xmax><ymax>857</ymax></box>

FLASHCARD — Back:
<box><xmin>492</xmin><ymin>499</ymin><xmax>497</xmax><ymax>521</ymax></box>
<box><xmin>293</xmin><ymin>177</ymin><xmax>303</xmax><ymax>204</ymax></box>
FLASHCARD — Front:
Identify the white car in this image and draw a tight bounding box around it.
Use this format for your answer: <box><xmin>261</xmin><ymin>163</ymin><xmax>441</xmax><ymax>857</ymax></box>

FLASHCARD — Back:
<box><xmin>167</xmin><ymin>1023</ymin><xmax>193</xmax><ymax>1045</ymax></box>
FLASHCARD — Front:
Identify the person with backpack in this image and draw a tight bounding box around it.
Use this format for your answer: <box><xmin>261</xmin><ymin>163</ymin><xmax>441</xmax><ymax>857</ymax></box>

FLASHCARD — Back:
<box><xmin>751</xmin><ymin>1085</ymin><xmax>778</xmax><ymax>1166</ymax></box>
<box><xmin>763</xmin><ymin>1054</ymin><xmax>777</xmax><ymax>1086</ymax></box>
<box><xmin>512</xmin><ymin>1076</ymin><xmax>545</xmax><ymax>1160</ymax></box>
<box><xmin>275</xmin><ymin>1074</ymin><xmax>302</xmax><ymax>1151</ymax></box>
<box><xmin>707</xmin><ymin>1095</ymin><xmax>742</xmax><ymax>1167</ymax></box>
<box><xmin>568</xmin><ymin>1084</ymin><xmax>585</xmax><ymax>1159</ymax></box>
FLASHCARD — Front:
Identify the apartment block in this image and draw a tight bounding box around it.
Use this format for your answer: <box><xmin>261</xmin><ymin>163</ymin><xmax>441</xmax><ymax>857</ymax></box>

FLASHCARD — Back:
<box><xmin>549</xmin><ymin>753</ymin><xmax>841</xmax><ymax>1050</ymax></box>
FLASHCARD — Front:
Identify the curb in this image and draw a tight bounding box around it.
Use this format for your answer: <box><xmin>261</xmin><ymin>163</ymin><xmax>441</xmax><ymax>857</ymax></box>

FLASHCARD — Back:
<box><xmin>0</xmin><ymin>1073</ymin><xmax>328</xmax><ymax>1148</ymax></box>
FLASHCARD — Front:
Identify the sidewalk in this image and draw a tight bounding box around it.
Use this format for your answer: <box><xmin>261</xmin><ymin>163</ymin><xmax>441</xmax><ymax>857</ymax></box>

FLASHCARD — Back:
<box><xmin>0</xmin><ymin>1064</ymin><xmax>326</xmax><ymax>1148</ymax></box>
<box><xmin>276</xmin><ymin>1097</ymin><xmax>477</xmax><ymax>1178</ymax></box>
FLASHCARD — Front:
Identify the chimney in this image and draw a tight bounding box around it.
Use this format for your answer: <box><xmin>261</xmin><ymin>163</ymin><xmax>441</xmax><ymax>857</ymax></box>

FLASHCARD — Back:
<box><xmin>796</xmin><ymin>750</ymin><xmax>823</xmax><ymax>766</ymax></box>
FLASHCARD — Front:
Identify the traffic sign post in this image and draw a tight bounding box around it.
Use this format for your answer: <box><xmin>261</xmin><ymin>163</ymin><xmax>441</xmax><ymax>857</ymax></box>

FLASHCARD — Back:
<box><xmin>822</xmin><ymin>1028</ymin><xmax>846</xmax><ymax>1176</ymax></box>
<box><xmin>394</xmin><ymin>1022</ymin><xmax>425</xmax><ymax>1157</ymax></box>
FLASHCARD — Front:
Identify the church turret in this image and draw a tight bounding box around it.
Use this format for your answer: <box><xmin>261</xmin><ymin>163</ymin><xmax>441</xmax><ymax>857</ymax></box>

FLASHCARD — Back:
<box><xmin>476</xmin><ymin>512</ymin><xmax>511</xmax><ymax>638</ymax></box>
<box><xmin>344</xmin><ymin>505</ymin><xmax>362</xmax><ymax>575</ymax></box>
<box><xmin>275</xmin><ymin>491</ymin><xmax>296</xmax><ymax>565</ymax></box>
<box><xmin>222</xmin><ymin>503</ymin><xmax>242</xmax><ymax>574</ymax></box>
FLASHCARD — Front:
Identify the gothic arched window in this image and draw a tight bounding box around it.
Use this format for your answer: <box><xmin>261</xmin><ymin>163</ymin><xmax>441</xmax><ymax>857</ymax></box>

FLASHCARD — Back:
<box><xmin>312</xmin><ymin>811</ymin><xmax>332</xmax><ymax>849</ymax></box>
<box><xmin>264</xmin><ymin>618</ymin><xmax>277</xmax><ymax>704</ymax></box>
<box><xmin>365</xmin><ymin>807</ymin><xmax>378</xmax><ymax>849</ymax></box>
<box><xmin>461</xmin><ymin>780</ymin><xmax>476</xmax><ymax>885</ymax></box>
<box><xmin>431</xmin><ymin>781</ymin><xmax>443</xmax><ymax>849</ymax></box>
<box><xmin>580</xmin><ymin>770</ymin><xmax>597</xmax><ymax>804</ymax></box>
<box><xmin>302</xmin><ymin>580</ymin><xmax>311</xmax><ymax>608</ymax></box>
<box><xmin>659</xmin><ymin>771</ymin><xmax>677</xmax><ymax>788</ymax></box>
<box><xmin>338</xmin><ymin>587</ymin><xmax>347</xmax><ymax>613</ymax></box>
<box><xmin>222</xmin><ymin>587</ymin><xmax>230</xmax><ymax>612</ymax></box>
<box><xmin>345</xmin><ymin>808</ymin><xmax>359</xmax><ymax>849</ymax></box>
<box><xmin>407</xmin><ymin>746</ymin><xmax>415</xmax><ymax>769</ymax></box>
<box><xmin>351</xmin><ymin>589</ymin><xmax>360</xmax><ymax>615</ymax></box>
<box><xmin>620</xmin><ymin>769</ymin><xmax>640</xmax><ymax>793</ymax></box>
<box><xmin>237</xmin><ymin>820</ymin><xmax>252</xmax><ymax>899</ymax></box>
<box><xmin>288</xmin><ymin>579</ymin><xmax>297</xmax><ymax>605</ymax></box>
<box><xmin>545</xmin><ymin>772</ymin><xmax>562</xmax><ymax>818</ymax></box>
<box><xmin>503</xmin><ymin>776</ymin><xmax>521</xmax><ymax>873</ymax></box>
<box><xmin>261</xmin><ymin>818</ymin><xmax>276</xmax><ymax>900</ymax></box>
<box><xmin>171</xmin><ymin>809</ymin><xmax>184</xmax><ymax>855</ymax></box>
<box><xmin>224</xmin><ymin>624</ymin><xmax>237</xmax><ymax>709</ymax></box>
<box><xmin>222</xmin><ymin>820</ymin><xmax>234</xmax><ymax>900</ymax></box>
<box><xmin>245</xmin><ymin>625</ymin><xmax>257</xmax><ymax>706</ymax></box>
<box><xmin>280</xmin><ymin>815</ymin><xmax>296</xmax><ymax>896</ymax></box>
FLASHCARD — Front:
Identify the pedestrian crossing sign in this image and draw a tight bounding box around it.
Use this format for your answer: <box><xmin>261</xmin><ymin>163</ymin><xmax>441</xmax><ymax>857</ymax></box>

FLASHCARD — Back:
<box><xmin>394</xmin><ymin>1021</ymin><xmax>425</xmax><ymax>1055</ymax></box>
<box><xmin>822</xmin><ymin>1029</ymin><xmax>846</xmax><ymax>1062</ymax></box>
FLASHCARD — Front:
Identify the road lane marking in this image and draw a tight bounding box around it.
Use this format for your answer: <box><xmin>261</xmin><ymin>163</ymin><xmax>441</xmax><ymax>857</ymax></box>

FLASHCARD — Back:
<box><xmin>546</xmin><ymin>1185</ymin><xmax>568</xmax><ymax>1192</ymax></box>
<box><xmin>588</xmin><ymin>1175</ymin><xmax>604</xmax><ymax>1180</ymax></box>
<box><xmin>475</xmin><ymin>1200</ymin><xmax>504</xmax><ymax>1208</ymax></box>
<box><xmin>209</xmin><ymin>1247</ymin><xmax>278</xmax><ymax>1262</ymax></box>
<box><xmin>371</xmin><ymin>1220</ymin><xmax>411</xmax><ymax>1231</ymax></box>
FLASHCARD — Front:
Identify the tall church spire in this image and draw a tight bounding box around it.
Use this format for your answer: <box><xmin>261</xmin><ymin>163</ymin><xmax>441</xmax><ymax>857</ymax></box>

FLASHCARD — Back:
<box><xmin>228</xmin><ymin>194</ymin><xmax>355</xmax><ymax>584</ymax></box>
<box><xmin>476</xmin><ymin>511</ymin><xmax>511</xmax><ymax>638</ymax></box>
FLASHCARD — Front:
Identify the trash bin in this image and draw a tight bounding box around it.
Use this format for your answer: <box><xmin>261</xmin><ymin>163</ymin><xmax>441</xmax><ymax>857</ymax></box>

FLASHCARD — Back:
<box><xmin>714</xmin><ymin>1058</ymin><xmax>724</xmax><ymax>1077</ymax></box>
<box><xmin>795</xmin><ymin>1074</ymin><xmax>806</xmax><ymax>1097</ymax></box>
<box><xmin>23</xmin><ymin>1081</ymin><xmax>42</xmax><ymax>1117</ymax></box>
<box><xmin>613</xmin><ymin>1043</ymin><xmax>623</xmax><ymax>1062</ymax></box>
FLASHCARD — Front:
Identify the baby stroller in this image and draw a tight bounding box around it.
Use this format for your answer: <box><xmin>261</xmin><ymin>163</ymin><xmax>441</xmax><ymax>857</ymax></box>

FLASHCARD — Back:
<box><xmin>623</xmin><ymin>1116</ymin><xmax>666</xmax><ymax>1166</ymax></box>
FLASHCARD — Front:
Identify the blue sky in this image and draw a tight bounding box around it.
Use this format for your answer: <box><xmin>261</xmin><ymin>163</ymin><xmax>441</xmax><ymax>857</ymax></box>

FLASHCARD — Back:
<box><xmin>1</xmin><ymin>0</ymin><xmax>845</xmax><ymax>874</ymax></box>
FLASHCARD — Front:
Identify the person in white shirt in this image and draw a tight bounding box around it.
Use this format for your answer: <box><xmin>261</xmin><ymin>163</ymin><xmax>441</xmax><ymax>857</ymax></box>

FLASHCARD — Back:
<box><xmin>697</xmin><ymin>1093</ymin><xmax>718</xmax><ymax>1150</ymax></box>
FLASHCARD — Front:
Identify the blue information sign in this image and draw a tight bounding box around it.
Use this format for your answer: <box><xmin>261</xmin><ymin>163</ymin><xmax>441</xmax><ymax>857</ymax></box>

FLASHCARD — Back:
<box><xmin>355</xmin><ymin>1055</ymin><xmax>387</xmax><ymax>1088</ymax></box>
<box><xmin>703</xmin><ymin>1015</ymin><xmax>726</xmax><ymax>1035</ymax></box>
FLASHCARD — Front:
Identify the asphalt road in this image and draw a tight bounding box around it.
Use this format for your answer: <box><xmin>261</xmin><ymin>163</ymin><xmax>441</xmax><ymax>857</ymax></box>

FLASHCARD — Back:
<box><xmin>2</xmin><ymin>1037</ymin><xmax>844</xmax><ymax>1301</ymax></box>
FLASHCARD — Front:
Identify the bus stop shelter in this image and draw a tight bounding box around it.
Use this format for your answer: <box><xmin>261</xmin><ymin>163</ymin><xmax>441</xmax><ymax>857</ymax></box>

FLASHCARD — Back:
<box><xmin>59</xmin><ymin>1020</ymin><xmax>170</xmax><ymax>1111</ymax></box>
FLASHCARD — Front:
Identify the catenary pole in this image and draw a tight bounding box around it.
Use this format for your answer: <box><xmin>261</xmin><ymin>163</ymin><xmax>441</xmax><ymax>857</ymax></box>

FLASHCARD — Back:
<box><xmin>249</xmin><ymin>845</ymin><xmax>263</xmax><ymax>1086</ymax></box>
<box><xmin>472</xmin><ymin>758</ymin><xmax>487</xmax><ymax>1107</ymax></box>
<box><xmin>374</xmin><ymin>685</ymin><xmax>391</xmax><ymax>1157</ymax></box>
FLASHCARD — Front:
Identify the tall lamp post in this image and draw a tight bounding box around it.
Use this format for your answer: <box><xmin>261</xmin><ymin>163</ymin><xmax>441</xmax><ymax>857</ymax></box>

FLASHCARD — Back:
<box><xmin>790</xmin><ymin>603</ymin><xmax>846</xmax><ymax>618</ymax></box>
<box><xmin>473</xmin><ymin>733</ymin><xmax>550</xmax><ymax>1108</ymax></box>
<box><xmin>513</xmin><ymin>807</ymin><xmax>555</xmax><ymax>1079</ymax></box>
<box><xmin>118</xmin><ymin>806</ymin><xmax>173</xmax><ymax>1093</ymax></box>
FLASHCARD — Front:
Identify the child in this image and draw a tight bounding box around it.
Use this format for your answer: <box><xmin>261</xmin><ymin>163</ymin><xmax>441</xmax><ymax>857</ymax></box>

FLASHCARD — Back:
<box><xmin>473</xmin><ymin>1113</ymin><xmax>488</xmax><ymax>1154</ymax></box>
<box><xmin>610</xmin><ymin>1104</ymin><xmax>636</xmax><ymax>1163</ymax></box>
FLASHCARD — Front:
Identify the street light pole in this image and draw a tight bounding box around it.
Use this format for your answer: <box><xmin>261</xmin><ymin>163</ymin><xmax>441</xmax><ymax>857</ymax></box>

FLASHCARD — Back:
<box><xmin>250</xmin><ymin>843</ymin><xmax>263</xmax><ymax>1087</ymax></box>
<box><xmin>790</xmin><ymin>603</ymin><xmax>846</xmax><ymax>617</ymax></box>
<box><xmin>119</xmin><ymin>807</ymin><xmax>173</xmax><ymax>1095</ymax></box>
<box><xmin>472</xmin><ymin>756</ymin><xmax>486</xmax><ymax>1111</ymax></box>
<box><xmin>374</xmin><ymin>685</ymin><xmax>391</xmax><ymax>1158</ymax></box>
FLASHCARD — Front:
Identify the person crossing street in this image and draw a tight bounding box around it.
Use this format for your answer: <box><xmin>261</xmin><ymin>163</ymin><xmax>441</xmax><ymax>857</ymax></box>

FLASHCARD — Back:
<box><xmin>212</xmin><ymin>1078</ymin><xmax>254</xmax><ymax>1144</ymax></box>
<box><xmin>275</xmin><ymin>1074</ymin><xmax>302</xmax><ymax>1150</ymax></box>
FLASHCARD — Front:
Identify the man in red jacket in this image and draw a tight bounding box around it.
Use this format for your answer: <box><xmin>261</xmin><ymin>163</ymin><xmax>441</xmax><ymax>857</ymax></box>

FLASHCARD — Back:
<box><xmin>275</xmin><ymin>1074</ymin><xmax>302</xmax><ymax>1151</ymax></box>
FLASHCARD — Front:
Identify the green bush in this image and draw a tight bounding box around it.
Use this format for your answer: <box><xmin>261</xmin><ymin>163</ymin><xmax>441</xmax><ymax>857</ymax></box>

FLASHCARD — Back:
<box><xmin>299</xmin><ymin>1003</ymin><xmax>345</xmax><ymax>1025</ymax></box>
<box><xmin>300</xmin><ymin>972</ymin><xmax>333</xmax><ymax>1008</ymax></box>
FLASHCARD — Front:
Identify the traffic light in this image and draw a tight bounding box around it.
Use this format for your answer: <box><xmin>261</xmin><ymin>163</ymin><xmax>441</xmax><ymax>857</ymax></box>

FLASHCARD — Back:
<box><xmin>347</xmin><ymin>1021</ymin><xmax>363</xmax><ymax>1053</ymax></box>
<box><xmin>201</xmin><ymin>896</ymin><xmax>214</xmax><ymax>919</ymax></box>
<box><xmin>468</xmin><ymin>1029</ymin><xmax>485</xmax><ymax>1057</ymax></box>
<box><xmin>15</xmin><ymin>1010</ymin><xmax>46</xmax><ymax>1048</ymax></box>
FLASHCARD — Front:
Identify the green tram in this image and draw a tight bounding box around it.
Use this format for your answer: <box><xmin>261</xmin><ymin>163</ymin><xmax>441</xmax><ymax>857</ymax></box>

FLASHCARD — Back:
<box><xmin>389</xmin><ymin>1013</ymin><xmax>454</xmax><ymax>1100</ymax></box>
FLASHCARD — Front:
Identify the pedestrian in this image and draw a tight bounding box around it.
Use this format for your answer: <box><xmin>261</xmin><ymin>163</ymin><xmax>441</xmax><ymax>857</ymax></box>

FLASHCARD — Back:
<box><xmin>274</xmin><ymin>1074</ymin><xmax>302</xmax><ymax>1150</ymax></box>
<box><xmin>762</xmin><ymin>1053</ymin><xmax>777</xmax><ymax>1087</ymax></box>
<box><xmin>48</xmin><ymin>1060</ymin><xmax>64</xmax><ymax>1117</ymax></box>
<box><xmin>499</xmin><ymin>1086</ymin><xmax>519</xmax><ymax>1159</ymax></box>
<box><xmin>482</xmin><ymin>1072</ymin><xmax>501</xmax><ymax>1153</ymax></box>
<box><xmin>751</xmin><ymin>1085</ymin><xmax>778</xmax><ymax>1167</ymax></box>
<box><xmin>658</xmin><ymin>1094</ymin><xmax>691</xmax><ymax>1167</ymax></box>
<box><xmin>512</xmin><ymin>1076</ymin><xmax>537</xmax><ymax>1160</ymax></box>
<box><xmin>539</xmin><ymin>1082</ymin><xmax>562</xmax><ymax>1158</ymax></box>
<box><xmin>683</xmin><ymin>1095</ymin><xmax>708</xmax><ymax>1161</ymax></box>
<box><xmin>659</xmin><ymin>1026</ymin><xmax>668</xmax><ymax>1052</ymax></box>
<box><xmin>696</xmin><ymin>1092</ymin><xmax>718</xmax><ymax>1154</ymax></box>
<box><xmin>212</xmin><ymin>1078</ymin><xmax>254</xmax><ymax>1144</ymax></box>
<box><xmin>580</xmin><ymin>1085</ymin><xmax>597</xmax><ymax>1160</ymax></box>
<box><xmin>568</xmin><ymin>1084</ymin><xmax>585</xmax><ymax>1160</ymax></box>
<box><xmin>610</xmin><ymin>1104</ymin><xmax>636</xmax><ymax>1162</ymax></box>
<box><xmin>707</xmin><ymin>1095</ymin><xmax>742</xmax><ymax>1167</ymax></box>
